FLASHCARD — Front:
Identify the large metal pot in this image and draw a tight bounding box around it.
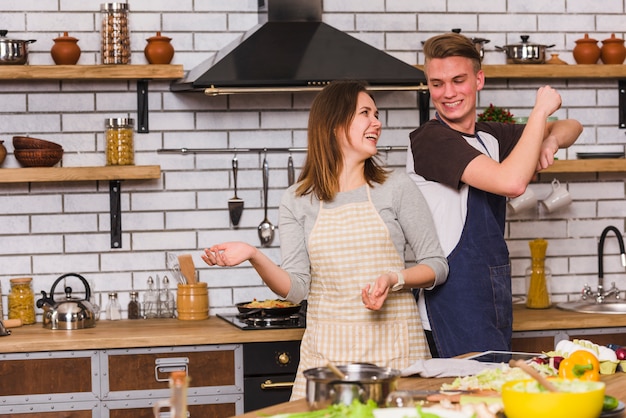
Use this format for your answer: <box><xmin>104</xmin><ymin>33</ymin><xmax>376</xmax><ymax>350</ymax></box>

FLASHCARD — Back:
<box><xmin>303</xmin><ymin>363</ymin><xmax>400</xmax><ymax>410</ymax></box>
<box><xmin>0</xmin><ymin>30</ymin><xmax>36</xmax><ymax>65</ymax></box>
<box><xmin>496</xmin><ymin>35</ymin><xmax>554</xmax><ymax>64</ymax></box>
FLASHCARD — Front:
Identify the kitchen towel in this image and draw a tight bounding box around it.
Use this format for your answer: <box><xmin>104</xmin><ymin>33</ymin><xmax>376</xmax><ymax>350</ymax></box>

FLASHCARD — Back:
<box><xmin>401</xmin><ymin>358</ymin><xmax>500</xmax><ymax>377</ymax></box>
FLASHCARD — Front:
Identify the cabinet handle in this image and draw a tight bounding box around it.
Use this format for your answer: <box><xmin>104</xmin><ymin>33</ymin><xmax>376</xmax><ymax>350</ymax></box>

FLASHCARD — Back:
<box><xmin>260</xmin><ymin>379</ymin><xmax>294</xmax><ymax>390</ymax></box>
<box><xmin>154</xmin><ymin>357</ymin><xmax>189</xmax><ymax>382</ymax></box>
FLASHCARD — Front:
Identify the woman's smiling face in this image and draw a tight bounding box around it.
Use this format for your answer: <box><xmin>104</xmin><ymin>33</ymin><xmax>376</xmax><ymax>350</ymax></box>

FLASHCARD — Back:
<box><xmin>338</xmin><ymin>91</ymin><xmax>382</xmax><ymax>161</ymax></box>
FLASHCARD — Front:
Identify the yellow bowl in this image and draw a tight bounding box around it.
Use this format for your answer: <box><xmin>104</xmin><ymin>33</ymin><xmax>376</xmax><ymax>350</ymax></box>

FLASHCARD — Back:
<box><xmin>502</xmin><ymin>379</ymin><xmax>605</xmax><ymax>418</ymax></box>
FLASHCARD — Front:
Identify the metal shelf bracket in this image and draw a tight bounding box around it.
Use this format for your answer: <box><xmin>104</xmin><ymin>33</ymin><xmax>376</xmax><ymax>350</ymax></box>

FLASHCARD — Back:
<box><xmin>137</xmin><ymin>79</ymin><xmax>149</xmax><ymax>133</ymax></box>
<box><xmin>109</xmin><ymin>180</ymin><xmax>122</xmax><ymax>249</ymax></box>
<box><xmin>617</xmin><ymin>79</ymin><xmax>626</xmax><ymax>129</ymax></box>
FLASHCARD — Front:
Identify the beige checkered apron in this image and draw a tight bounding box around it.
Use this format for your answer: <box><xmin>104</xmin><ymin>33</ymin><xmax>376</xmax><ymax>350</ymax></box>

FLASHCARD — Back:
<box><xmin>290</xmin><ymin>186</ymin><xmax>429</xmax><ymax>400</ymax></box>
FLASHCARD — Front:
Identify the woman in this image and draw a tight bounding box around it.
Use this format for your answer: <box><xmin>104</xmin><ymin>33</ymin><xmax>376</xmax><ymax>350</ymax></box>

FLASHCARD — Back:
<box><xmin>201</xmin><ymin>80</ymin><xmax>448</xmax><ymax>399</ymax></box>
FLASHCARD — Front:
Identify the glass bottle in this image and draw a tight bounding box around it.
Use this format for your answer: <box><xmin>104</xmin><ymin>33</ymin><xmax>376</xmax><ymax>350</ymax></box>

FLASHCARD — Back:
<box><xmin>525</xmin><ymin>238</ymin><xmax>552</xmax><ymax>309</ymax></box>
<box><xmin>105</xmin><ymin>118</ymin><xmax>134</xmax><ymax>166</ymax></box>
<box><xmin>159</xmin><ymin>275</ymin><xmax>175</xmax><ymax>318</ymax></box>
<box><xmin>153</xmin><ymin>370</ymin><xmax>189</xmax><ymax>418</ymax></box>
<box><xmin>143</xmin><ymin>276</ymin><xmax>158</xmax><ymax>319</ymax></box>
<box><xmin>8</xmin><ymin>277</ymin><xmax>36</xmax><ymax>324</ymax></box>
<box><xmin>100</xmin><ymin>2</ymin><xmax>131</xmax><ymax>64</ymax></box>
<box><xmin>128</xmin><ymin>291</ymin><xmax>141</xmax><ymax>319</ymax></box>
<box><xmin>105</xmin><ymin>292</ymin><xmax>122</xmax><ymax>320</ymax></box>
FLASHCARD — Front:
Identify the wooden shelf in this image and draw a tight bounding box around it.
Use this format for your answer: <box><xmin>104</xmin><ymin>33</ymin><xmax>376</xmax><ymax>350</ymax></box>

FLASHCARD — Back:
<box><xmin>0</xmin><ymin>64</ymin><xmax>184</xmax><ymax>80</ymax></box>
<box><xmin>415</xmin><ymin>64</ymin><xmax>626</xmax><ymax>79</ymax></box>
<box><xmin>0</xmin><ymin>165</ymin><xmax>161</xmax><ymax>184</ymax></box>
<box><xmin>540</xmin><ymin>159</ymin><xmax>626</xmax><ymax>173</ymax></box>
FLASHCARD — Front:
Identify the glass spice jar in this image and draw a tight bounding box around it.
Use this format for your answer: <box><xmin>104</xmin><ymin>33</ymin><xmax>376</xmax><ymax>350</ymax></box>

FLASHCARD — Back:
<box><xmin>8</xmin><ymin>277</ymin><xmax>36</xmax><ymax>325</ymax></box>
<box><xmin>105</xmin><ymin>117</ymin><xmax>134</xmax><ymax>165</ymax></box>
<box><xmin>105</xmin><ymin>292</ymin><xmax>122</xmax><ymax>320</ymax></box>
<box><xmin>128</xmin><ymin>291</ymin><xmax>141</xmax><ymax>319</ymax></box>
<box><xmin>100</xmin><ymin>2</ymin><xmax>131</xmax><ymax>64</ymax></box>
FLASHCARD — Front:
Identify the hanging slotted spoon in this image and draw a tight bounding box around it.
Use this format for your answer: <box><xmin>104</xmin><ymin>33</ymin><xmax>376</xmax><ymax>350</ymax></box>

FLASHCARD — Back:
<box><xmin>258</xmin><ymin>155</ymin><xmax>275</xmax><ymax>247</ymax></box>
<box><xmin>228</xmin><ymin>156</ymin><xmax>244</xmax><ymax>228</ymax></box>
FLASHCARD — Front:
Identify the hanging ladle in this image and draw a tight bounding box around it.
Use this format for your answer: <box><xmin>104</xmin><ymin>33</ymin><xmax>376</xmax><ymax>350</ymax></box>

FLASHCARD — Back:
<box><xmin>258</xmin><ymin>154</ymin><xmax>275</xmax><ymax>247</ymax></box>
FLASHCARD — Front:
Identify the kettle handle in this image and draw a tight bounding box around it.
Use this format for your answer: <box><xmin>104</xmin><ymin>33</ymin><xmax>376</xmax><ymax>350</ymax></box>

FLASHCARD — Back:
<box><xmin>48</xmin><ymin>273</ymin><xmax>91</xmax><ymax>301</ymax></box>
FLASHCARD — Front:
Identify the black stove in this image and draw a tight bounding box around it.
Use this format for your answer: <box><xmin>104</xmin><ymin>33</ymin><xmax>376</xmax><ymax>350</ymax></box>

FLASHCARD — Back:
<box><xmin>217</xmin><ymin>301</ymin><xmax>307</xmax><ymax>330</ymax></box>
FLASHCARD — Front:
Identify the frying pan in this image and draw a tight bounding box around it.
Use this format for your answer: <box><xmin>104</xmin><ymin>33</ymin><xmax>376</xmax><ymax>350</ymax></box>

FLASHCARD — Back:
<box><xmin>235</xmin><ymin>300</ymin><xmax>301</xmax><ymax>317</ymax></box>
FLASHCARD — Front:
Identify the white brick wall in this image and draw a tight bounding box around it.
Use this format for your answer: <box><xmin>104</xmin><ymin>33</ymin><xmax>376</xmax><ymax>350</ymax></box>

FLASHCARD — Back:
<box><xmin>0</xmin><ymin>1</ymin><xmax>625</xmax><ymax>319</ymax></box>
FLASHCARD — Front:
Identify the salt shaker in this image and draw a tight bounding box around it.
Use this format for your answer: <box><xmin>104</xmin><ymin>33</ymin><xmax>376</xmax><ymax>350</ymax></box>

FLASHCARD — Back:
<box><xmin>105</xmin><ymin>292</ymin><xmax>122</xmax><ymax>320</ymax></box>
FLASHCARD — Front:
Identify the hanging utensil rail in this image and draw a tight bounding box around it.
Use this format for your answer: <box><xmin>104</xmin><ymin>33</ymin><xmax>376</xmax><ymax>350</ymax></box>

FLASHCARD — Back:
<box><xmin>157</xmin><ymin>146</ymin><xmax>407</xmax><ymax>154</ymax></box>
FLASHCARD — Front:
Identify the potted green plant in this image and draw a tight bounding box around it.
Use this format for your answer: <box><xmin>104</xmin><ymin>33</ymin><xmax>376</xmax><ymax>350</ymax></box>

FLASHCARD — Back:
<box><xmin>477</xmin><ymin>104</ymin><xmax>515</xmax><ymax>123</ymax></box>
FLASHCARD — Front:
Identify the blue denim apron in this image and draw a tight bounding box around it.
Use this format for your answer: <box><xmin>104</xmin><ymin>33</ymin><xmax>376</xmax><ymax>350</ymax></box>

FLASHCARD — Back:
<box><xmin>424</xmin><ymin>185</ymin><xmax>512</xmax><ymax>358</ymax></box>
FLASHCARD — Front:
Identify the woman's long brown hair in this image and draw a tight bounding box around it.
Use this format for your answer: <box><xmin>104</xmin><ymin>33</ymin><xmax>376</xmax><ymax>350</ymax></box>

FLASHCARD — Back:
<box><xmin>296</xmin><ymin>80</ymin><xmax>388</xmax><ymax>201</ymax></box>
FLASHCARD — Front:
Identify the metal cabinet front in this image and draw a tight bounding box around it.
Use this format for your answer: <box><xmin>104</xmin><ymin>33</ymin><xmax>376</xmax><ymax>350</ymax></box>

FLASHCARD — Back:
<box><xmin>101</xmin><ymin>344</ymin><xmax>244</xmax><ymax>415</ymax></box>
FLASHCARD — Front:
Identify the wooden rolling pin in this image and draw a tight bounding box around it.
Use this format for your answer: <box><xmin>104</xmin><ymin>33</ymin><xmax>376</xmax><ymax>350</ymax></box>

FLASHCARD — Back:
<box><xmin>1</xmin><ymin>318</ymin><xmax>22</xmax><ymax>328</ymax></box>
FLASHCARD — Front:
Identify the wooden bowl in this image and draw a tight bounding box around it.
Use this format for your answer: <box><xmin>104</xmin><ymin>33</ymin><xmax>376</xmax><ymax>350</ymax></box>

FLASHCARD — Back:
<box><xmin>13</xmin><ymin>136</ymin><xmax>63</xmax><ymax>150</ymax></box>
<box><xmin>14</xmin><ymin>148</ymin><xmax>63</xmax><ymax>167</ymax></box>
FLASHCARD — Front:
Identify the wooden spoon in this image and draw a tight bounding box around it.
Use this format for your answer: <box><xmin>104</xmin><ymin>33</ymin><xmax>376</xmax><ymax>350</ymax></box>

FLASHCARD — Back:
<box><xmin>509</xmin><ymin>359</ymin><xmax>559</xmax><ymax>392</ymax></box>
<box><xmin>326</xmin><ymin>361</ymin><xmax>347</xmax><ymax>380</ymax></box>
<box><xmin>177</xmin><ymin>254</ymin><xmax>197</xmax><ymax>284</ymax></box>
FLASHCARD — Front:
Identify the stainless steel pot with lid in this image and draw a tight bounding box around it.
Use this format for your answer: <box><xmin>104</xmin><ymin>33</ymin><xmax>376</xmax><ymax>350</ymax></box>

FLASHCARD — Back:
<box><xmin>0</xmin><ymin>30</ymin><xmax>36</xmax><ymax>65</ymax></box>
<box><xmin>496</xmin><ymin>35</ymin><xmax>555</xmax><ymax>64</ymax></box>
<box><xmin>304</xmin><ymin>363</ymin><xmax>401</xmax><ymax>410</ymax></box>
<box><xmin>36</xmin><ymin>273</ymin><xmax>97</xmax><ymax>330</ymax></box>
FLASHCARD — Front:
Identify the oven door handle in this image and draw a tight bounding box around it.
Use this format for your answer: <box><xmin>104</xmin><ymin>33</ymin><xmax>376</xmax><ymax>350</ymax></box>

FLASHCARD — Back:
<box><xmin>260</xmin><ymin>379</ymin><xmax>295</xmax><ymax>390</ymax></box>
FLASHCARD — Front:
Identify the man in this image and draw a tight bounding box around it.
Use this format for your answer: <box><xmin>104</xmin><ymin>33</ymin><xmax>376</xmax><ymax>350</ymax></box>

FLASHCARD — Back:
<box><xmin>407</xmin><ymin>33</ymin><xmax>582</xmax><ymax>358</ymax></box>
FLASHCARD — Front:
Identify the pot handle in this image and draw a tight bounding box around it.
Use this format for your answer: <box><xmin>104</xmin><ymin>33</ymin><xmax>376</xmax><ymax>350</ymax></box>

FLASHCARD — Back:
<box><xmin>48</xmin><ymin>273</ymin><xmax>91</xmax><ymax>301</ymax></box>
<box><xmin>495</xmin><ymin>46</ymin><xmax>506</xmax><ymax>51</ymax></box>
<box><xmin>26</xmin><ymin>39</ymin><xmax>37</xmax><ymax>44</ymax></box>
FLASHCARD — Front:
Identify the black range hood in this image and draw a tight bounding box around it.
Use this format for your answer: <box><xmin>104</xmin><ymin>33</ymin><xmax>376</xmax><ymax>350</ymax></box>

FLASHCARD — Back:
<box><xmin>171</xmin><ymin>0</ymin><xmax>427</xmax><ymax>95</ymax></box>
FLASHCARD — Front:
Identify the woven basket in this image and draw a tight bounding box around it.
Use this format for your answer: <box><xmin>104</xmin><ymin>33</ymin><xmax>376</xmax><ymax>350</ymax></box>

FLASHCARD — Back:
<box><xmin>14</xmin><ymin>148</ymin><xmax>63</xmax><ymax>167</ymax></box>
<box><xmin>13</xmin><ymin>136</ymin><xmax>63</xmax><ymax>150</ymax></box>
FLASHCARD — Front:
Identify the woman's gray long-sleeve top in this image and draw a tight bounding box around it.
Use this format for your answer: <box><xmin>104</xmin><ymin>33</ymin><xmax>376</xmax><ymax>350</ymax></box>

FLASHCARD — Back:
<box><xmin>279</xmin><ymin>170</ymin><xmax>449</xmax><ymax>302</ymax></box>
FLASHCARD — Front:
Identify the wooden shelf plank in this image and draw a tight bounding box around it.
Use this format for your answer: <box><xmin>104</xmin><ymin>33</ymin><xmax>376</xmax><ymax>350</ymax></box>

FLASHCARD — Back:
<box><xmin>540</xmin><ymin>159</ymin><xmax>626</xmax><ymax>173</ymax></box>
<box><xmin>0</xmin><ymin>165</ymin><xmax>161</xmax><ymax>183</ymax></box>
<box><xmin>0</xmin><ymin>65</ymin><xmax>184</xmax><ymax>80</ymax></box>
<box><xmin>415</xmin><ymin>64</ymin><xmax>626</xmax><ymax>79</ymax></box>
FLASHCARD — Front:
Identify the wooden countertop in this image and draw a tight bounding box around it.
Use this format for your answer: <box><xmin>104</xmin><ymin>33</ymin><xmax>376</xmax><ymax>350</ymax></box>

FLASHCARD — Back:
<box><xmin>1</xmin><ymin>305</ymin><xmax>624</xmax><ymax>354</ymax></box>
<box><xmin>234</xmin><ymin>373</ymin><xmax>626</xmax><ymax>417</ymax></box>
<box><xmin>0</xmin><ymin>317</ymin><xmax>305</xmax><ymax>353</ymax></box>
<box><xmin>512</xmin><ymin>303</ymin><xmax>626</xmax><ymax>332</ymax></box>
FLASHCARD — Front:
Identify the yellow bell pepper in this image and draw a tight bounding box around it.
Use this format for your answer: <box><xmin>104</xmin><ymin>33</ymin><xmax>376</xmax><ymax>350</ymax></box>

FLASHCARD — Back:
<box><xmin>558</xmin><ymin>350</ymin><xmax>600</xmax><ymax>381</ymax></box>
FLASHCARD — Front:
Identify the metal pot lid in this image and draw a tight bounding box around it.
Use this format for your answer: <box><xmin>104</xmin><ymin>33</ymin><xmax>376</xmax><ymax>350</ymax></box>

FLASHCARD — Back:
<box><xmin>0</xmin><ymin>29</ymin><xmax>37</xmax><ymax>44</ymax></box>
<box><xmin>504</xmin><ymin>35</ymin><xmax>554</xmax><ymax>48</ymax></box>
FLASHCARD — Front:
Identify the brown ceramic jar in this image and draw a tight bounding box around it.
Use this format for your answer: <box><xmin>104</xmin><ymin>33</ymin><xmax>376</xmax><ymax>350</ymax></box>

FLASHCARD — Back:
<box><xmin>144</xmin><ymin>31</ymin><xmax>175</xmax><ymax>64</ymax></box>
<box><xmin>601</xmin><ymin>33</ymin><xmax>626</xmax><ymax>64</ymax></box>
<box><xmin>0</xmin><ymin>140</ymin><xmax>6</xmax><ymax>166</ymax></box>
<box><xmin>573</xmin><ymin>33</ymin><xmax>601</xmax><ymax>64</ymax></box>
<box><xmin>50</xmin><ymin>32</ymin><xmax>81</xmax><ymax>65</ymax></box>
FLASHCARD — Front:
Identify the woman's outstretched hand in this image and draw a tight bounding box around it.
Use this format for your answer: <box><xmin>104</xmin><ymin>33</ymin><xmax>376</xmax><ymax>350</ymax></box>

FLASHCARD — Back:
<box><xmin>361</xmin><ymin>273</ymin><xmax>392</xmax><ymax>310</ymax></box>
<box><xmin>201</xmin><ymin>242</ymin><xmax>257</xmax><ymax>267</ymax></box>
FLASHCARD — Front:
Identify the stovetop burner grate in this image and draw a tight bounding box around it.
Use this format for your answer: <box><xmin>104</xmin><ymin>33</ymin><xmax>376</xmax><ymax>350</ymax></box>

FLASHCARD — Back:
<box><xmin>217</xmin><ymin>312</ymin><xmax>306</xmax><ymax>330</ymax></box>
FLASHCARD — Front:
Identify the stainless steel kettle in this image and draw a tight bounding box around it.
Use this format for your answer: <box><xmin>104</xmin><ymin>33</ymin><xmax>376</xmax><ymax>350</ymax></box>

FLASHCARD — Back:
<box><xmin>36</xmin><ymin>273</ymin><xmax>96</xmax><ymax>330</ymax></box>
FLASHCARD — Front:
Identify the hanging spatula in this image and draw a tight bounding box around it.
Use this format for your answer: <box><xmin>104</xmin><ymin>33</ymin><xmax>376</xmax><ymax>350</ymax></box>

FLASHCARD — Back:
<box><xmin>177</xmin><ymin>254</ymin><xmax>197</xmax><ymax>284</ymax></box>
<box><xmin>228</xmin><ymin>156</ymin><xmax>244</xmax><ymax>228</ymax></box>
<box><xmin>287</xmin><ymin>154</ymin><xmax>295</xmax><ymax>186</ymax></box>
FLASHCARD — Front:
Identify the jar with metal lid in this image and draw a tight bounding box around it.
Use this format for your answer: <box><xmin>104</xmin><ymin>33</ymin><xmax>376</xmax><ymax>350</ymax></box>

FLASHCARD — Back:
<box><xmin>105</xmin><ymin>292</ymin><xmax>122</xmax><ymax>320</ymax></box>
<box><xmin>100</xmin><ymin>2</ymin><xmax>131</xmax><ymax>64</ymax></box>
<box><xmin>105</xmin><ymin>118</ymin><xmax>134</xmax><ymax>165</ymax></box>
<box><xmin>8</xmin><ymin>277</ymin><xmax>36</xmax><ymax>325</ymax></box>
<box><xmin>128</xmin><ymin>291</ymin><xmax>141</xmax><ymax>319</ymax></box>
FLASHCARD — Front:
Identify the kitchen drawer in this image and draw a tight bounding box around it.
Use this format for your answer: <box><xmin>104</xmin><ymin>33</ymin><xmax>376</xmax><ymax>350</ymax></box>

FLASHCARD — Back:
<box><xmin>103</xmin><ymin>394</ymin><xmax>241</xmax><ymax>418</ymax></box>
<box><xmin>0</xmin><ymin>350</ymin><xmax>99</xmax><ymax>402</ymax></box>
<box><xmin>0</xmin><ymin>401</ymin><xmax>99</xmax><ymax>417</ymax></box>
<box><xmin>101</xmin><ymin>345</ymin><xmax>243</xmax><ymax>401</ymax></box>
